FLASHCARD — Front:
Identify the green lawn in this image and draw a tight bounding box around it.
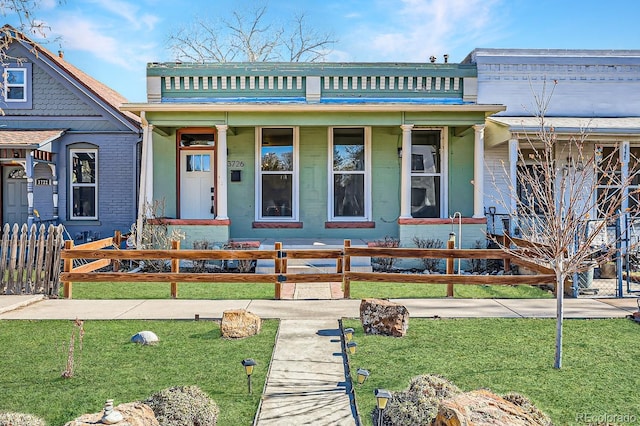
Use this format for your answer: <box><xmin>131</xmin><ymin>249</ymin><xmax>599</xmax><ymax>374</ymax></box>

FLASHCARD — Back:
<box><xmin>65</xmin><ymin>281</ymin><xmax>551</xmax><ymax>300</ymax></box>
<box><xmin>0</xmin><ymin>320</ymin><xmax>277</xmax><ymax>425</ymax></box>
<box><xmin>66</xmin><ymin>281</ymin><xmax>276</xmax><ymax>299</ymax></box>
<box><xmin>350</xmin><ymin>282</ymin><xmax>553</xmax><ymax>299</ymax></box>
<box><xmin>345</xmin><ymin>318</ymin><xmax>640</xmax><ymax>426</ymax></box>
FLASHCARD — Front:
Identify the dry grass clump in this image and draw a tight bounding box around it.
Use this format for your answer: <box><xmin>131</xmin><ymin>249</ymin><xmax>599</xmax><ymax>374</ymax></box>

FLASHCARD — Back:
<box><xmin>144</xmin><ymin>386</ymin><xmax>219</xmax><ymax>426</ymax></box>
<box><xmin>0</xmin><ymin>412</ymin><xmax>46</xmax><ymax>426</ymax></box>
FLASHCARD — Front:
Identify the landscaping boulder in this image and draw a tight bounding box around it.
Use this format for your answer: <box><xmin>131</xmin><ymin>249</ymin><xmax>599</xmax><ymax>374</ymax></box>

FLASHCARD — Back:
<box><xmin>131</xmin><ymin>330</ymin><xmax>159</xmax><ymax>345</ymax></box>
<box><xmin>360</xmin><ymin>298</ymin><xmax>409</xmax><ymax>337</ymax></box>
<box><xmin>433</xmin><ymin>389</ymin><xmax>551</xmax><ymax>426</ymax></box>
<box><xmin>64</xmin><ymin>402</ymin><xmax>159</xmax><ymax>426</ymax></box>
<box><xmin>220</xmin><ymin>309</ymin><xmax>261</xmax><ymax>338</ymax></box>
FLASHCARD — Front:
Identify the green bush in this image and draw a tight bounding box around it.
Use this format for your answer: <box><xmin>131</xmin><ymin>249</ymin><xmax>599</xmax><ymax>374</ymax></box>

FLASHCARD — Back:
<box><xmin>145</xmin><ymin>386</ymin><xmax>219</xmax><ymax>426</ymax></box>
<box><xmin>0</xmin><ymin>412</ymin><xmax>46</xmax><ymax>426</ymax></box>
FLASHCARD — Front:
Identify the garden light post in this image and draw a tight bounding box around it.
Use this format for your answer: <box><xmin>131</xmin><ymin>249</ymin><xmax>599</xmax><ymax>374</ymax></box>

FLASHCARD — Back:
<box><xmin>241</xmin><ymin>358</ymin><xmax>257</xmax><ymax>394</ymax></box>
<box><xmin>356</xmin><ymin>368</ymin><xmax>369</xmax><ymax>384</ymax></box>
<box><xmin>374</xmin><ymin>388</ymin><xmax>391</xmax><ymax>426</ymax></box>
<box><xmin>343</xmin><ymin>327</ymin><xmax>354</xmax><ymax>342</ymax></box>
<box><xmin>346</xmin><ymin>341</ymin><xmax>357</xmax><ymax>355</ymax></box>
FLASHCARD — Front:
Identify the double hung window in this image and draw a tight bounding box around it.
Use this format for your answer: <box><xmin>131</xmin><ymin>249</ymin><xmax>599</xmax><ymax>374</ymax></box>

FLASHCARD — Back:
<box><xmin>258</xmin><ymin>128</ymin><xmax>297</xmax><ymax>220</ymax></box>
<box><xmin>410</xmin><ymin>129</ymin><xmax>443</xmax><ymax>218</ymax></box>
<box><xmin>70</xmin><ymin>149</ymin><xmax>98</xmax><ymax>219</ymax></box>
<box><xmin>330</xmin><ymin>127</ymin><xmax>370</xmax><ymax>220</ymax></box>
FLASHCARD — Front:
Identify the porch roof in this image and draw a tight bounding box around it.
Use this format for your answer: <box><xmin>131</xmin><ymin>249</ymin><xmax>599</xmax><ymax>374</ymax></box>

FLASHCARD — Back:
<box><xmin>0</xmin><ymin>129</ymin><xmax>66</xmax><ymax>149</ymax></box>
<box><xmin>486</xmin><ymin>116</ymin><xmax>640</xmax><ymax>146</ymax></box>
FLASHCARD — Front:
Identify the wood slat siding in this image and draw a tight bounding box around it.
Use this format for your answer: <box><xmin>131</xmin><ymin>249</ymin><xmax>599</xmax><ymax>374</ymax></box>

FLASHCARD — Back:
<box><xmin>0</xmin><ymin>223</ymin><xmax>64</xmax><ymax>295</ymax></box>
<box><xmin>61</xmin><ymin>238</ymin><xmax>557</xmax><ymax>299</ymax></box>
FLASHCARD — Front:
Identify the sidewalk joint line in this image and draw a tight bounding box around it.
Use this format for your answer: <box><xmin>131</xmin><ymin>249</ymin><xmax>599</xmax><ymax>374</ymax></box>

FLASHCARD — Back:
<box><xmin>492</xmin><ymin>299</ymin><xmax>525</xmax><ymax>318</ymax></box>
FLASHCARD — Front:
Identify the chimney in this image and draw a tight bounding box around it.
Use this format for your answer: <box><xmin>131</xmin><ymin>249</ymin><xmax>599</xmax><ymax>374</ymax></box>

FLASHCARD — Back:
<box><xmin>443</xmin><ymin>54</ymin><xmax>449</xmax><ymax>63</ymax></box>
<box><xmin>58</xmin><ymin>50</ymin><xmax>64</xmax><ymax>59</ymax></box>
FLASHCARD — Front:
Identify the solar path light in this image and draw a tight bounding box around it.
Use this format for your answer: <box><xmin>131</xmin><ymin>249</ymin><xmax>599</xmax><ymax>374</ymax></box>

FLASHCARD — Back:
<box><xmin>241</xmin><ymin>358</ymin><xmax>257</xmax><ymax>394</ymax></box>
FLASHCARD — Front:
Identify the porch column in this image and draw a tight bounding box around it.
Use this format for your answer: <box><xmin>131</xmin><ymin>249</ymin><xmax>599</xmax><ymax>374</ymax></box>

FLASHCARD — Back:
<box><xmin>621</xmin><ymin>140</ymin><xmax>630</xmax><ymax>255</ymax></box>
<box><xmin>215</xmin><ymin>125</ymin><xmax>229</xmax><ymax>220</ymax></box>
<box><xmin>473</xmin><ymin>124</ymin><xmax>485</xmax><ymax>218</ymax></box>
<box><xmin>26</xmin><ymin>151</ymin><xmax>34</xmax><ymax>226</ymax></box>
<box><xmin>49</xmin><ymin>164</ymin><xmax>58</xmax><ymax>221</ymax></box>
<box><xmin>508</xmin><ymin>138</ymin><xmax>519</xmax><ymax>234</ymax></box>
<box><xmin>136</xmin><ymin>117</ymin><xmax>153</xmax><ymax>248</ymax></box>
<box><xmin>400</xmin><ymin>124</ymin><xmax>414</xmax><ymax>218</ymax></box>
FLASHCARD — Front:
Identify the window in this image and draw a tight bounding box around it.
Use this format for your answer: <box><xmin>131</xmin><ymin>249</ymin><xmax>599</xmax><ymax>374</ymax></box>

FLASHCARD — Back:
<box><xmin>4</xmin><ymin>68</ymin><xmax>26</xmax><ymax>101</ymax></box>
<box><xmin>596</xmin><ymin>145</ymin><xmax>640</xmax><ymax>218</ymax></box>
<box><xmin>330</xmin><ymin>127</ymin><xmax>370</xmax><ymax>220</ymax></box>
<box><xmin>70</xmin><ymin>149</ymin><xmax>98</xmax><ymax>219</ymax></box>
<box><xmin>257</xmin><ymin>127</ymin><xmax>297</xmax><ymax>220</ymax></box>
<box><xmin>2</xmin><ymin>63</ymin><xmax>31</xmax><ymax>108</ymax></box>
<box><xmin>410</xmin><ymin>129</ymin><xmax>444</xmax><ymax>218</ymax></box>
<box><xmin>517</xmin><ymin>164</ymin><xmax>547</xmax><ymax>214</ymax></box>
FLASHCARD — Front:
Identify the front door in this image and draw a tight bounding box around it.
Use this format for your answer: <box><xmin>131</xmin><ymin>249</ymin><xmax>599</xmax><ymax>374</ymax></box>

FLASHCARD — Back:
<box><xmin>3</xmin><ymin>167</ymin><xmax>28</xmax><ymax>225</ymax></box>
<box><xmin>180</xmin><ymin>150</ymin><xmax>214</xmax><ymax>219</ymax></box>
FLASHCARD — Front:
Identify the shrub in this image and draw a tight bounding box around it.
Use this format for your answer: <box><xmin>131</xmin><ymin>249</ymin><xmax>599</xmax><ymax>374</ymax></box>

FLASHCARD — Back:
<box><xmin>411</xmin><ymin>237</ymin><xmax>443</xmax><ymax>271</ymax></box>
<box><xmin>145</xmin><ymin>386</ymin><xmax>219</xmax><ymax>426</ymax></box>
<box><xmin>373</xmin><ymin>374</ymin><xmax>461</xmax><ymax>426</ymax></box>
<box><xmin>0</xmin><ymin>412</ymin><xmax>46</xmax><ymax>426</ymax></box>
<box><xmin>370</xmin><ymin>236</ymin><xmax>400</xmax><ymax>272</ymax></box>
<box><xmin>469</xmin><ymin>239</ymin><xmax>487</xmax><ymax>273</ymax></box>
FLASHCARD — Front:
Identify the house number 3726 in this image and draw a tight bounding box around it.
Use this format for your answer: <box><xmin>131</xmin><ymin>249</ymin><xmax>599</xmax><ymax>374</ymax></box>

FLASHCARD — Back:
<box><xmin>227</xmin><ymin>160</ymin><xmax>245</xmax><ymax>168</ymax></box>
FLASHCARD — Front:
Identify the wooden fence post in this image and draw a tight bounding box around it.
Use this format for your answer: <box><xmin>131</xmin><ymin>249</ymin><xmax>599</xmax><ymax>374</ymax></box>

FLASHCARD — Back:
<box><xmin>63</xmin><ymin>239</ymin><xmax>74</xmax><ymax>299</ymax></box>
<box><xmin>446</xmin><ymin>237</ymin><xmax>455</xmax><ymax>297</ymax></box>
<box><xmin>171</xmin><ymin>240</ymin><xmax>180</xmax><ymax>298</ymax></box>
<box><xmin>113</xmin><ymin>230</ymin><xmax>122</xmax><ymax>273</ymax></box>
<box><xmin>343</xmin><ymin>239</ymin><xmax>351</xmax><ymax>299</ymax></box>
<box><xmin>503</xmin><ymin>229</ymin><xmax>511</xmax><ymax>273</ymax></box>
<box><xmin>274</xmin><ymin>242</ymin><xmax>282</xmax><ymax>300</ymax></box>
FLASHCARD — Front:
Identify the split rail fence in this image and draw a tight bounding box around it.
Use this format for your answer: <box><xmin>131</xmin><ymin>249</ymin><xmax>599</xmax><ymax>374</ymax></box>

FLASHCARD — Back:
<box><xmin>60</xmin><ymin>235</ymin><xmax>557</xmax><ymax>299</ymax></box>
<box><xmin>0</xmin><ymin>223</ymin><xmax>65</xmax><ymax>295</ymax></box>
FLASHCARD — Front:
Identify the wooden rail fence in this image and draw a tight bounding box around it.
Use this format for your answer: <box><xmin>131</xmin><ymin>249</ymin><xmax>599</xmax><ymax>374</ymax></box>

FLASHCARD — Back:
<box><xmin>1</xmin><ymin>223</ymin><xmax>65</xmax><ymax>295</ymax></box>
<box><xmin>60</xmin><ymin>237</ymin><xmax>557</xmax><ymax>299</ymax></box>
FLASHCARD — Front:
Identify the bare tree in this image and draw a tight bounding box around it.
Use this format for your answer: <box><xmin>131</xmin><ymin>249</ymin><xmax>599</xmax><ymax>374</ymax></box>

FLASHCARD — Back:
<box><xmin>167</xmin><ymin>4</ymin><xmax>336</xmax><ymax>63</ymax></box>
<box><xmin>1</xmin><ymin>0</ymin><xmax>56</xmax><ymax>57</ymax></box>
<box><xmin>490</xmin><ymin>81</ymin><xmax>640</xmax><ymax>369</ymax></box>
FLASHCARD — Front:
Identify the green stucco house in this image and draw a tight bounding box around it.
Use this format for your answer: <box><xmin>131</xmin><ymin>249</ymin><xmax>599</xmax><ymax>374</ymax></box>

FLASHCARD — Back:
<box><xmin>122</xmin><ymin>62</ymin><xmax>504</xmax><ymax>248</ymax></box>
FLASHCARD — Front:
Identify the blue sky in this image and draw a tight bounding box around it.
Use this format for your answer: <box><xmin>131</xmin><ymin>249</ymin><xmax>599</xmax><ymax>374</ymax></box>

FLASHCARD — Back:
<box><xmin>5</xmin><ymin>0</ymin><xmax>640</xmax><ymax>102</ymax></box>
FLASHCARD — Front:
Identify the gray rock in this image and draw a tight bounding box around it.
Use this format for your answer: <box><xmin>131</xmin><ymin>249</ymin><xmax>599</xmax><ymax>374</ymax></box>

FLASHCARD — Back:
<box><xmin>131</xmin><ymin>331</ymin><xmax>159</xmax><ymax>345</ymax></box>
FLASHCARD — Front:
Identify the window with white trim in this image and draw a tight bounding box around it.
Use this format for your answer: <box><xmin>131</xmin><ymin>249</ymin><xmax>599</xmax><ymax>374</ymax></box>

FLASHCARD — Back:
<box><xmin>410</xmin><ymin>129</ymin><xmax>444</xmax><ymax>218</ymax></box>
<box><xmin>70</xmin><ymin>149</ymin><xmax>98</xmax><ymax>219</ymax></box>
<box><xmin>596</xmin><ymin>144</ymin><xmax>640</xmax><ymax>218</ymax></box>
<box><xmin>257</xmin><ymin>127</ymin><xmax>298</xmax><ymax>220</ymax></box>
<box><xmin>329</xmin><ymin>127</ymin><xmax>370</xmax><ymax>220</ymax></box>
<box><xmin>4</xmin><ymin>68</ymin><xmax>26</xmax><ymax>101</ymax></box>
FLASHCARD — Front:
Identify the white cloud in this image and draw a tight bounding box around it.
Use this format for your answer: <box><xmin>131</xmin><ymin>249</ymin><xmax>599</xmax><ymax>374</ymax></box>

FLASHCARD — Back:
<box><xmin>343</xmin><ymin>0</ymin><xmax>505</xmax><ymax>62</ymax></box>
<box><xmin>49</xmin><ymin>15</ymin><xmax>149</xmax><ymax>69</ymax></box>
<box><xmin>87</xmin><ymin>0</ymin><xmax>160</xmax><ymax>31</ymax></box>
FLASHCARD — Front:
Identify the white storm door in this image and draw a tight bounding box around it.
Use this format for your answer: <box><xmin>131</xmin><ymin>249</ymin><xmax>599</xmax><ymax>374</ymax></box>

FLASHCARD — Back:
<box><xmin>180</xmin><ymin>151</ymin><xmax>214</xmax><ymax>219</ymax></box>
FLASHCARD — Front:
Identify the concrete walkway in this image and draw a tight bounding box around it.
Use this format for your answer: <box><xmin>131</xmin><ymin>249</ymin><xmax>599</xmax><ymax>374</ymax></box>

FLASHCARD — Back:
<box><xmin>255</xmin><ymin>320</ymin><xmax>354</xmax><ymax>426</ymax></box>
<box><xmin>0</xmin><ymin>293</ymin><xmax>638</xmax><ymax>426</ymax></box>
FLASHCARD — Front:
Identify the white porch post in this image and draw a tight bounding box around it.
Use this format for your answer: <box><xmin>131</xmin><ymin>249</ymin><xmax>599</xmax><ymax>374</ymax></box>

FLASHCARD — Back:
<box><xmin>508</xmin><ymin>138</ymin><xmax>519</xmax><ymax>233</ymax></box>
<box><xmin>621</xmin><ymin>140</ymin><xmax>630</xmax><ymax>254</ymax></box>
<box><xmin>136</xmin><ymin>114</ymin><xmax>152</xmax><ymax>248</ymax></box>
<box><xmin>473</xmin><ymin>124</ymin><xmax>486</xmax><ymax>218</ymax></box>
<box><xmin>49</xmin><ymin>164</ymin><xmax>58</xmax><ymax>221</ymax></box>
<box><xmin>400</xmin><ymin>124</ymin><xmax>414</xmax><ymax>218</ymax></box>
<box><xmin>26</xmin><ymin>151</ymin><xmax>34</xmax><ymax>226</ymax></box>
<box><xmin>215</xmin><ymin>125</ymin><xmax>229</xmax><ymax>220</ymax></box>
